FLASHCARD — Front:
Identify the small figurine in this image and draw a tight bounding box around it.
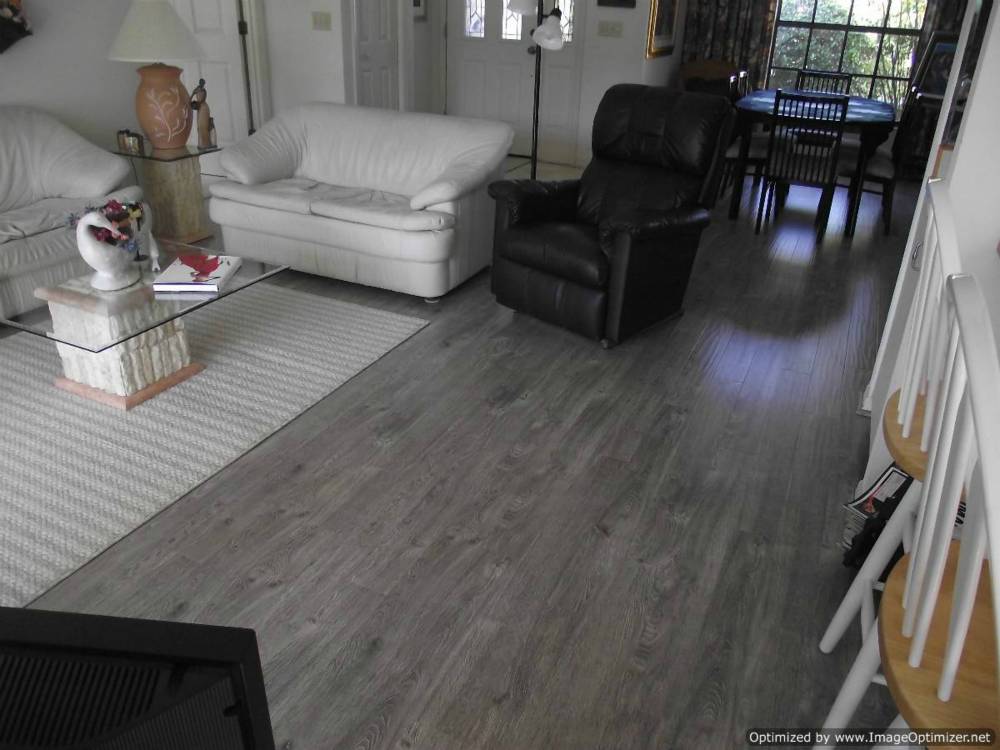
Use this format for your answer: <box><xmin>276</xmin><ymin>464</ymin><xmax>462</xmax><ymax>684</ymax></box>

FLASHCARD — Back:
<box><xmin>189</xmin><ymin>78</ymin><xmax>213</xmax><ymax>150</ymax></box>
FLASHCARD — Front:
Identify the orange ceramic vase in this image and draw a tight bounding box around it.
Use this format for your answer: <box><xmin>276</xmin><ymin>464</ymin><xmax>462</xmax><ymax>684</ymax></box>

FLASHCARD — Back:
<box><xmin>134</xmin><ymin>64</ymin><xmax>192</xmax><ymax>149</ymax></box>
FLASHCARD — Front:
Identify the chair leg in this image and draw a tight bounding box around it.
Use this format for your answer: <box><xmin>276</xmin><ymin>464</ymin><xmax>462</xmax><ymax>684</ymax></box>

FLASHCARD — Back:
<box><xmin>755</xmin><ymin>179</ymin><xmax>769</xmax><ymax>234</ymax></box>
<box><xmin>816</xmin><ymin>186</ymin><xmax>833</xmax><ymax>243</ymax></box>
<box><xmin>819</xmin><ymin>482</ymin><xmax>919</xmax><ymax>653</ymax></box>
<box><xmin>814</xmin><ymin>627</ymin><xmax>882</xmax><ymax>749</ymax></box>
<box><xmin>882</xmin><ymin>180</ymin><xmax>895</xmax><ymax>235</ymax></box>
<box><xmin>872</xmin><ymin>715</ymin><xmax>916</xmax><ymax>750</ymax></box>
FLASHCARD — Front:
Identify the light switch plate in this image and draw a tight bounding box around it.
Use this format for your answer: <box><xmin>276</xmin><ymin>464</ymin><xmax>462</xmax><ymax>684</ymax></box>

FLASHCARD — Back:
<box><xmin>597</xmin><ymin>20</ymin><xmax>624</xmax><ymax>38</ymax></box>
<box><xmin>312</xmin><ymin>11</ymin><xmax>332</xmax><ymax>31</ymax></box>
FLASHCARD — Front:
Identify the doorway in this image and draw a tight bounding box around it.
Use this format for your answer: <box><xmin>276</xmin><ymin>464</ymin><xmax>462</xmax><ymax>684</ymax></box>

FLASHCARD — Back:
<box><xmin>352</xmin><ymin>0</ymin><xmax>402</xmax><ymax>109</ymax></box>
<box><xmin>445</xmin><ymin>0</ymin><xmax>585</xmax><ymax>165</ymax></box>
<box><xmin>167</xmin><ymin>0</ymin><xmax>271</xmax><ymax>175</ymax></box>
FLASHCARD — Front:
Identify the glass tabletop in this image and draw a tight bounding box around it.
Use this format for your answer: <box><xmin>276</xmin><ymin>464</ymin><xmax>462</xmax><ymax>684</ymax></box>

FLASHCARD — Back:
<box><xmin>1</xmin><ymin>241</ymin><xmax>288</xmax><ymax>354</ymax></box>
<box><xmin>113</xmin><ymin>144</ymin><xmax>221</xmax><ymax>163</ymax></box>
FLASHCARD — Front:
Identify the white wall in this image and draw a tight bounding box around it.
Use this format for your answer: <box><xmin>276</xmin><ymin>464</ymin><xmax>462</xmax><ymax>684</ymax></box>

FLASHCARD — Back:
<box><xmin>944</xmin><ymin>5</ymin><xmax>1000</xmax><ymax>332</ymax></box>
<box><xmin>0</xmin><ymin>0</ymin><xmax>139</xmax><ymax>147</ymax></box>
<box><xmin>264</xmin><ymin>0</ymin><xmax>347</xmax><ymax>113</ymax></box>
<box><xmin>575</xmin><ymin>0</ymin><xmax>686</xmax><ymax>163</ymax></box>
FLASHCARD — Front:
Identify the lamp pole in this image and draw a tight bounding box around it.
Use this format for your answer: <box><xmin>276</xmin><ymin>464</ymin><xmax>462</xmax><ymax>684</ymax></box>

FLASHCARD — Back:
<box><xmin>530</xmin><ymin>0</ymin><xmax>544</xmax><ymax>180</ymax></box>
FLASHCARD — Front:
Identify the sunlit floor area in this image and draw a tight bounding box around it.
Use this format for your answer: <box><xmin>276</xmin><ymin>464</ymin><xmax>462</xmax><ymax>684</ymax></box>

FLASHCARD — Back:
<box><xmin>32</xmin><ymin>177</ymin><xmax>915</xmax><ymax>748</ymax></box>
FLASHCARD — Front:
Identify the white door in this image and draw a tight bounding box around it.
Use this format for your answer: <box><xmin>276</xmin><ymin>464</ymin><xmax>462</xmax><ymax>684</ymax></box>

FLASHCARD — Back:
<box><xmin>356</xmin><ymin>0</ymin><xmax>400</xmax><ymax>109</ymax></box>
<box><xmin>168</xmin><ymin>0</ymin><xmax>252</xmax><ymax>176</ymax></box>
<box><xmin>446</xmin><ymin>0</ymin><xmax>584</xmax><ymax>164</ymax></box>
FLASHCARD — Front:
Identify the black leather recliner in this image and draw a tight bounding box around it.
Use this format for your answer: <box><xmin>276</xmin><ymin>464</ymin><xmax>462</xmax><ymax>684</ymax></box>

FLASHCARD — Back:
<box><xmin>488</xmin><ymin>84</ymin><xmax>734</xmax><ymax>347</ymax></box>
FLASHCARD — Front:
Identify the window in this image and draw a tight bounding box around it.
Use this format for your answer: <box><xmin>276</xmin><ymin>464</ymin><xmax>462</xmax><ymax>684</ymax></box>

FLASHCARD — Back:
<box><xmin>767</xmin><ymin>0</ymin><xmax>927</xmax><ymax>116</ymax></box>
<box><xmin>557</xmin><ymin>0</ymin><xmax>576</xmax><ymax>43</ymax></box>
<box><xmin>502</xmin><ymin>5</ymin><xmax>523</xmax><ymax>40</ymax></box>
<box><xmin>465</xmin><ymin>0</ymin><xmax>485</xmax><ymax>38</ymax></box>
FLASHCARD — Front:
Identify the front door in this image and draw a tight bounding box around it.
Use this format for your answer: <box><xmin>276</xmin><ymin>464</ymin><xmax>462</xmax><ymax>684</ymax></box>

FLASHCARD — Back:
<box><xmin>356</xmin><ymin>0</ymin><xmax>401</xmax><ymax>109</ymax></box>
<box><xmin>168</xmin><ymin>0</ymin><xmax>252</xmax><ymax>176</ymax></box>
<box><xmin>446</xmin><ymin>0</ymin><xmax>584</xmax><ymax>164</ymax></box>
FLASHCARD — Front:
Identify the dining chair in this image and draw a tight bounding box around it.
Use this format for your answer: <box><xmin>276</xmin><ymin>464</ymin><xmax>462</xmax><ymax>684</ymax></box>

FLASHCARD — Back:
<box><xmin>814</xmin><ymin>272</ymin><xmax>1000</xmax><ymax>748</ymax></box>
<box><xmin>754</xmin><ymin>90</ymin><xmax>848</xmax><ymax>241</ymax></box>
<box><xmin>836</xmin><ymin>104</ymin><xmax>911</xmax><ymax>235</ymax></box>
<box><xmin>796</xmin><ymin>69</ymin><xmax>852</xmax><ymax>95</ymax></box>
<box><xmin>819</xmin><ymin>180</ymin><xmax>962</xmax><ymax>657</ymax></box>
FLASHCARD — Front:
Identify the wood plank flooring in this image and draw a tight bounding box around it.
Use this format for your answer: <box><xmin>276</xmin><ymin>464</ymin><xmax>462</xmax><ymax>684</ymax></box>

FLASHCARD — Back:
<box><xmin>30</xmin><ymin>180</ymin><xmax>914</xmax><ymax>748</ymax></box>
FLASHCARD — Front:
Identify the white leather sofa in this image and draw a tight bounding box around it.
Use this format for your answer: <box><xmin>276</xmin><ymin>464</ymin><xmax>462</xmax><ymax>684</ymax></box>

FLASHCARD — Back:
<box><xmin>0</xmin><ymin>107</ymin><xmax>141</xmax><ymax>317</ymax></box>
<box><xmin>209</xmin><ymin>103</ymin><xmax>514</xmax><ymax>299</ymax></box>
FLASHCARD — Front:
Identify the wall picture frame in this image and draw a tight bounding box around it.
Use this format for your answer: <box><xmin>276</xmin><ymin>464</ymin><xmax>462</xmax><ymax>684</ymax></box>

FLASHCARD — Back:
<box><xmin>646</xmin><ymin>0</ymin><xmax>677</xmax><ymax>58</ymax></box>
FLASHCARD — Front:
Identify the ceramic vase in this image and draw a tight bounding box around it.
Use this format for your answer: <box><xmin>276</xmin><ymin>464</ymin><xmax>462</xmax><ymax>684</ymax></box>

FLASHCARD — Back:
<box><xmin>135</xmin><ymin>63</ymin><xmax>192</xmax><ymax>150</ymax></box>
<box><xmin>76</xmin><ymin>212</ymin><xmax>141</xmax><ymax>292</ymax></box>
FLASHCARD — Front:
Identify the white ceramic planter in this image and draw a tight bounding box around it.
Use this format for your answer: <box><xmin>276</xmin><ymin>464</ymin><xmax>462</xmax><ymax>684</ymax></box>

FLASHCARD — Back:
<box><xmin>75</xmin><ymin>211</ymin><xmax>141</xmax><ymax>292</ymax></box>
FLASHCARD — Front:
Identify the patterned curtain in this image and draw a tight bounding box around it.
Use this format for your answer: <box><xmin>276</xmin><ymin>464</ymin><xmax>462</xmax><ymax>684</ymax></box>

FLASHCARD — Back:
<box><xmin>681</xmin><ymin>0</ymin><xmax>779</xmax><ymax>88</ymax></box>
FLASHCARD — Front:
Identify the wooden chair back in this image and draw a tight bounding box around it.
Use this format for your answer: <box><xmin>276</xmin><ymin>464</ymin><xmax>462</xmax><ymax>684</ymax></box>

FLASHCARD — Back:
<box><xmin>796</xmin><ymin>69</ymin><xmax>852</xmax><ymax>95</ymax></box>
<box><xmin>762</xmin><ymin>90</ymin><xmax>848</xmax><ymax>189</ymax></box>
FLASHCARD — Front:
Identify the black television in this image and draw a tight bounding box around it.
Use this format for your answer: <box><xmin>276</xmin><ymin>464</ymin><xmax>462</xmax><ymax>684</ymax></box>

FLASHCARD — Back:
<box><xmin>0</xmin><ymin>607</ymin><xmax>275</xmax><ymax>749</ymax></box>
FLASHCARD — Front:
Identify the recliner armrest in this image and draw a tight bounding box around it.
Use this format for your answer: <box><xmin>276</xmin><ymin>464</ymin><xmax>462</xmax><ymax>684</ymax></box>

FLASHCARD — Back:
<box><xmin>487</xmin><ymin>179</ymin><xmax>580</xmax><ymax>226</ymax></box>
<box><xmin>599</xmin><ymin>207</ymin><xmax>711</xmax><ymax>248</ymax></box>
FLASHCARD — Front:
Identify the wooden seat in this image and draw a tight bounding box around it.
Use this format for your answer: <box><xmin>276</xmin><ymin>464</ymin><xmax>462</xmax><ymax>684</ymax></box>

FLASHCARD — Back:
<box><xmin>883</xmin><ymin>388</ymin><xmax>928</xmax><ymax>481</ymax></box>
<box><xmin>880</xmin><ymin>543</ymin><xmax>999</xmax><ymax>747</ymax></box>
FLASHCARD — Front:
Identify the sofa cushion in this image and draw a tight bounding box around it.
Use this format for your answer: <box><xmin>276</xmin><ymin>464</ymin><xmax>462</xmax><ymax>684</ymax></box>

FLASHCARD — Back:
<box><xmin>0</xmin><ymin>197</ymin><xmax>86</xmax><ymax>244</ymax></box>
<box><xmin>310</xmin><ymin>190</ymin><xmax>455</xmax><ymax>232</ymax></box>
<box><xmin>498</xmin><ymin>222</ymin><xmax>609</xmax><ymax>289</ymax></box>
<box><xmin>208</xmin><ymin>178</ymin><xmax>370</xmax><ymax>215</ymax></box>
<box><xmin>0</xmin><ymin>186</ymin><xmax>143</xmax><ymax>249</ymax></box>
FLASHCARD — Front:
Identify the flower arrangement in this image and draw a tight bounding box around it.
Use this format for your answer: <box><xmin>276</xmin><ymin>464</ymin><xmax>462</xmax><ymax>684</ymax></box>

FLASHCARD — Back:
<box><xmin>69</xmin><ymin>200</ymin><xmax>146</xmax><ymax>255</ymax></box>
<box><xmin>0</xmin><ymin>0</ymin><xmax>30</xmax><ymax>54</ymax></box>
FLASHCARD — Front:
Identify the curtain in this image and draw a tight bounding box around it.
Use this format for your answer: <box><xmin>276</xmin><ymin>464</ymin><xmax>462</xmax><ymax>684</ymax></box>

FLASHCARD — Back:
<box><xmin>680</xmin><ymin>0</ymin><xmax>779</xmax><ymax>88</ymax></box>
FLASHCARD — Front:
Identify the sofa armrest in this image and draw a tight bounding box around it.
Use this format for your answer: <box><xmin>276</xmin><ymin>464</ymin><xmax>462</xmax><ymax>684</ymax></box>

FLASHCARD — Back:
<box><xmin>219</xmin><ymin>119</ymin><xmax>299</xmax><ymax>185</ymax></box>
<box><xmin>598</xmin><ymin>207</ymin><xmax>711</xmax><ymax>248</ymax></box>
<box><xmin>410</xmin><ymin>133</ymin><xmax>513</xmax><ymax>210</ymax></box>
<box><xmin>488</xmin><ymin>179</ymin><xmax>580</xmax><ymax>226</ymax></box>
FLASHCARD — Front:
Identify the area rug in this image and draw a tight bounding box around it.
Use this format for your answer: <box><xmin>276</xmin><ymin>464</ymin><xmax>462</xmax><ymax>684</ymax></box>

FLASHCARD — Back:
<box><xmin>0</xmin><ymin>284</ymin><xmax>427</xmax><ymax>607</ymax></box>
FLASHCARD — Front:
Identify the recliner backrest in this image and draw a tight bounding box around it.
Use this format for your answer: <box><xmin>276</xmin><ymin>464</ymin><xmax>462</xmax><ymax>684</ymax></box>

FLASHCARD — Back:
<box><xmin>577</xmin><ymin>85</ymin><xmax>734</xmax><ymax>225</ymax></box>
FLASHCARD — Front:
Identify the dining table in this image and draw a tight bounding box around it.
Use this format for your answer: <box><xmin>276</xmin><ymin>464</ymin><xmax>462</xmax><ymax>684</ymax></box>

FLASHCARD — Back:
<box><xmin>728</xmin><ymin>89</ymin><xmax>896</xmax><ymax>237</ymax></box>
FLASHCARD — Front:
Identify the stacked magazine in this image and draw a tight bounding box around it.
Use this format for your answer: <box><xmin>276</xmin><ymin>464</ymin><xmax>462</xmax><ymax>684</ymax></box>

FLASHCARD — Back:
<box><xmin>842</xmin><ymin>465</ymin><xmax>913</xmax><ymax>550</ymax></box>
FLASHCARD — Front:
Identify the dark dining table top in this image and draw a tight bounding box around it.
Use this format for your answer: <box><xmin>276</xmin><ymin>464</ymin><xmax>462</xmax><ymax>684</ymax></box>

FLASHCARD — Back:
<box><xmin>736</xmin><ymin>88</ymin><xmax>896</xmax><ymax>125</ymax></box>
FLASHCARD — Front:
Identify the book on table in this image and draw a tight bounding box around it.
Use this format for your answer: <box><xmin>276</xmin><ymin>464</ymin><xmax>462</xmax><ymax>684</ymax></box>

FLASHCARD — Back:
<box><xmin>153</xmin><ymin>254</ymin><xmax>242</xmax><ymax>293</ymax></box>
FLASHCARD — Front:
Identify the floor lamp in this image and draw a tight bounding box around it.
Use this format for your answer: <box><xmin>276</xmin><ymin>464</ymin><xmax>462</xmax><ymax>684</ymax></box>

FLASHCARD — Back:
<box><xmin>509</xmin><ymin>0</ymin><xmax>566</xmax><ymax>179</ymax></box>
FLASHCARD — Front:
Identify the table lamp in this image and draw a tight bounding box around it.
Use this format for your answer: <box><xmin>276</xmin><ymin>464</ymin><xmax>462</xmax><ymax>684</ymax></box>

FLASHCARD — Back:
<box><xmin>108</xmin><ymin>0</ymin><xmax>203</xmax><ymax>150</ymax></box>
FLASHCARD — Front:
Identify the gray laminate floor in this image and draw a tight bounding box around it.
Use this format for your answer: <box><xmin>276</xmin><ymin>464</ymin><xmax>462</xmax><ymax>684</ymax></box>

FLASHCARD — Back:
<box><xmin>31</xmin><ymin>181</ymin><xmax>912</xmax><ymax>749</ymax></box>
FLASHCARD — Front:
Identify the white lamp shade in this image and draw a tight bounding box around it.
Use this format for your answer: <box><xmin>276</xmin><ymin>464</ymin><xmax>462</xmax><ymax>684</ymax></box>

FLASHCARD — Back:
<box><xmin>508</xmin><ymin>0</ymin><xmax>537</xmax><ymax>15</ymax></box>
<box><xmin>532</xmin><ymin>14</ymin><xmax>564</xmax><ymax>50</ymax></box>
<box><xmin>108</xmin><ymin>0</ymin><xmax>202</xmax><ymax>63</ymax></box>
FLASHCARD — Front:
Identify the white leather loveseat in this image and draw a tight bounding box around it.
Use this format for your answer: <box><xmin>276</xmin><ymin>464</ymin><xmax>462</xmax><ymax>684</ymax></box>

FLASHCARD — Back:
<box><xmin>209</xmin><ymin>103</ymin><xmax>514</xmax><ymax>299</ymax></box>
<box><xmin>0</xmin><ymin>107</ymin><xmax>140</xmax><ymax>317</ymax></box>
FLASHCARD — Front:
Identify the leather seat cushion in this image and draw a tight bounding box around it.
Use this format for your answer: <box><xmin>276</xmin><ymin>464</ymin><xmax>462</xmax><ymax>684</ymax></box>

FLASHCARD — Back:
<box><xmin>210</xmin><ymin>179</ymin><xmax>455</xmax><ymax>232</ymax></box>
<box><xmin>577</xmin><ymin>159</ymin><xmax>704</xmax><ymax>226</ymax></box>
<box><xmin>498</xmin><ymin>222</ymin><xmax>608</xmax><ymax>289</ymax></box>
<box><xmin>209</xmin><ymin>178</ymin><xmax>369</xmax><ymax>215</ymax></box>
<box><xmin>311</xmin><ymin>190</ymin><xmax>455</xmax><ymax>231</ymax></box>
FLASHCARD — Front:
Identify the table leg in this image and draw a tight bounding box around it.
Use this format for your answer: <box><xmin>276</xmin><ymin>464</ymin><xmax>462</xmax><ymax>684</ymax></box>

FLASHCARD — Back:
<box><xmin>728</xmin><ymin>115</ymin><xmax>752</xmax><ymax>220</ymax></box>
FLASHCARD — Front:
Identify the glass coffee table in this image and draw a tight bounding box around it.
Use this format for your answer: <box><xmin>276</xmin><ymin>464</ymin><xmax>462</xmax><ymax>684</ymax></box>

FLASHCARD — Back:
<box><xmin>0</xmin><ymin>242</ymin><xmax>287</xmax><ymax>410</ymax></box>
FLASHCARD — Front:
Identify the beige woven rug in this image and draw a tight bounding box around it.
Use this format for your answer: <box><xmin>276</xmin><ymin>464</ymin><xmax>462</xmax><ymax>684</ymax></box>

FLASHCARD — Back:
<box><xmin>0</xmin><ymin>283</ymin><xmax>426</xmax><ymax>607</ymax></box>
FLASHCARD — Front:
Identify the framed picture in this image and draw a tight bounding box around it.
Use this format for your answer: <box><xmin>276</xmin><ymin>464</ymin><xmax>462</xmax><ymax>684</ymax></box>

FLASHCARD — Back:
<box><xmin>912</xmin><ymin>32</ymin><xmax>959</xmax><ymax>97</ymax></box>
<box><xmin>646</xmin><ymin>0</ymin><xmax>677</xmax><ymax>58</ymax></box>
<box><xmin>412</xmin><ymin>0</ymin><xmax>427</xmax><ymax>20</ymax></box>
